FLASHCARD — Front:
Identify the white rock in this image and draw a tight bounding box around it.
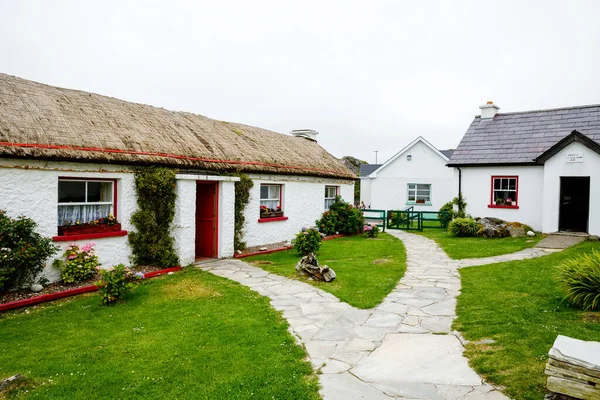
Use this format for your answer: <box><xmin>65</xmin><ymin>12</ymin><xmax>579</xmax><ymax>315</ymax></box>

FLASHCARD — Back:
<box><xmin>527</xmin><ymin>231</ymin><xmax>535</xmax><ymax>237</ymax></box>
<box><xmin>259</xmin><ymin>247</ymin><xmax>268</xmax><ymax>251</ymax></box>
<box><xmin>30</xmin><ymin>284</ymin><xmax>43</xmax><ymax>293</ymax></box>
<box><xmin>235</xmin><ymin>250</ymin><xmax>242</xmax><ymax>255</ymax></box>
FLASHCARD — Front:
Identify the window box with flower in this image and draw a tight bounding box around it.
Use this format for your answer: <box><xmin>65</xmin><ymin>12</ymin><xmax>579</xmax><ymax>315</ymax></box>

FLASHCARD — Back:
<box><xmin>259</xmin><ymin>205</ymin><xmax>284</xmax><ymax>219</ymax></box>
<box><xmin>58</xmin><ymin>214</ymin><xmax>121</xmax><ymax>236</ymax></box>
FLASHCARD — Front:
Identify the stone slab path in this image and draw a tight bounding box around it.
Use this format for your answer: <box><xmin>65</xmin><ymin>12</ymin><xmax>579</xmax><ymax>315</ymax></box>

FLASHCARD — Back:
<box><xmin>197</xmin><ymin>231</ymin><xmax>558</xmax><ymax>400</ymax></box>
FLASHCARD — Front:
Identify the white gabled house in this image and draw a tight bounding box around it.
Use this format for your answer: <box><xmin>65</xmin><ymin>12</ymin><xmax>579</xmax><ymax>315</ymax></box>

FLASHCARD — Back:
<box><xmin>448</xmin><ymin>102</ymin><xmax>600</xmax><ymax>235</ymax></box>
<box><xmin>0</xmin><ymin>74</ymin><xmax>355</xmax><ymax>282</ymax></box>
<box><xmin>360</xmin><ymin>136</ymin><xmax>457</xmax><ymax>211</ymax></box>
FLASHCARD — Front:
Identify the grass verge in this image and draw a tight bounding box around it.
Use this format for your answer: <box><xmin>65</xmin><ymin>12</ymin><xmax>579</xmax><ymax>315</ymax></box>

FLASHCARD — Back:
<box><xmin>414</xmin><ymin>228</ymin><xmax>543</xmax><ymax>259</ymax></box>
<box><xmin>0</xmin><ymin>268</ymin><xmax>320</xmax><ymax>400</ymax></box>
<box><xmin>245</xmin><ymin>233</ymin><xmax>406</xmax><ymax>309</ymax></box>
<box><xmin>454</xmin><ymin>241</ymin><xmax>600</xmax><ymax>400</ymax></box>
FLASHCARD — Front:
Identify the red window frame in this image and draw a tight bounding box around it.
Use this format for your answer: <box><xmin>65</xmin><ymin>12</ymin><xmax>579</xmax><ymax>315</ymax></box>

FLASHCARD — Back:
<box><xmin>258</xmin><ymin>184</ymin><xmax>287</xmax><ymax>223</ymax></box>
<box><xmin>488</xmin><ymin>176</ymin><xmax>519</xmax><ymax>209</ymax></box>
<box><xmin>54</xmin><ymin>177</ymin><xmax>126</xmax><ymax>241</ymax></box>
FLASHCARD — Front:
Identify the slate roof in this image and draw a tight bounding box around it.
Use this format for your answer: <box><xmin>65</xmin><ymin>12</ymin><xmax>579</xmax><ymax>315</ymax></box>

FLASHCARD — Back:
<box><xmin>359</xmin><ymin>164</ymin><xmax>381</xmax><ymax>177</ymax></box>
<box><xmin>448</xmin><ymin>104</ymin><xmax>600</xmax><ymax>166</ymax></box>
<box><xmin>439</xmin><ymin>149</ymin><xmax>454</xmax><ymax>159</ymax></box>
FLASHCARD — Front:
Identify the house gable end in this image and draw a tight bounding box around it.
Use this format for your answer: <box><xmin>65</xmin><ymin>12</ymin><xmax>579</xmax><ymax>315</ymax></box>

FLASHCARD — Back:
<box><xmin>369</xmin><ymin>137</ymin><xmax>449</xmax><ymax>178</ymax></box>
<box><xmin>535</xmin><ymin>130</ymin><xmax>600</xmax><ymax>163</ymax></box>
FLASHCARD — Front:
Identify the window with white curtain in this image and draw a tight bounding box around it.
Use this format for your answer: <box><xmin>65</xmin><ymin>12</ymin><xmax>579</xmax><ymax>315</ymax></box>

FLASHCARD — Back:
<box><xmin>260</xmin><ymin>184</ymin><xmax>282</xmax><ymax>210</ymax></box>
<box><xmin>57</xmin><ymin>179</ymin><xmax>114</xmax><ymax>226</ymax></box>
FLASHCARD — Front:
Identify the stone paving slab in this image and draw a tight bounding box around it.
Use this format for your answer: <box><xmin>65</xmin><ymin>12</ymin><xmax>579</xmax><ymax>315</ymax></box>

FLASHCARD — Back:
<box><xmin>535</xmin><ymin>234</ymin><xmax>587</xmax><ymax>249</ymax></box>
<box><xmin>195</xmin><ymin>229</ymin><xmax>563</xmax><ymax>399</ymax></box>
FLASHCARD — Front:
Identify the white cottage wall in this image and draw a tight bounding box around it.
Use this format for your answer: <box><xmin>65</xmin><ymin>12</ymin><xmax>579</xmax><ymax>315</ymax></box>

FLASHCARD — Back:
<box><xmin>0</xmin><ymin>159</ymin><xmax>136</xmax><ymax>283</ymax></box>
<box><xmin>359</xmin><ymin>178</ymin><xmax>372</xmax><ymax>208</ymax></box>
<box><xmin>243</xmin><ymin>174</ymin><xmax>355</xmax><ymax>247</ymax></box>
<box><xmin>218</xmin><ymin>181</ymin><xmax>236</xmax><ymax>258</ymax></box>
<box><xmin>542</xmin><ymin>141</ymin><xmax>600</xmax><ymax>235</ymax></box>
<box><xmin>367</xmin><ymin>141</ymin><xmax>457</xmax><ymax>211</ymax></box>
<box><xmin>460</xmin><ymin>166</ymin><xmax>544</xmax><ymax>230</ymax></box>
<box><xmin>172</xmin><ymin>179</ymin><xmax>196</xmax><ymax>266</ymax></box>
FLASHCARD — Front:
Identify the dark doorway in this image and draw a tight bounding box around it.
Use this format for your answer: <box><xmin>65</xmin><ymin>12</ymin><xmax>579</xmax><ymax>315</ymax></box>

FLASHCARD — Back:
<box><xmin>195</xmin><ymin>182</ymin><xmax>218</xmax><ymax>258</ymax></box>
<box><xmin>559</xmin><ymin>177</ymin><xmax>590</xmax><ymax>233</ymax></box>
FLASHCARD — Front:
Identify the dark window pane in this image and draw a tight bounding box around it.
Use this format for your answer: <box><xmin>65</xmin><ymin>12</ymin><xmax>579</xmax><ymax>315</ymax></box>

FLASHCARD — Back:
<box><xmin>494</xmin><ymin>179</ymin><xmax>500</xmax><ymax>189</ymax></box>
<box><xmin>509</xmin><ymin>179</ymin><xmax>516</xmax><ymax>190</ymax></box>
<box><xmin>260</xmin><ymin>185</ymin><xmax>268</xmax><ymax>199</ymax></box>
<box><xmin>58</xmin><ymin>181</ymin><xmax>85</xmax><ymax>203</ymax></box>
<box><xmin>87</xmin><ymin>182</ymin><xmax>112</xmax><ymax>202</ymax></box>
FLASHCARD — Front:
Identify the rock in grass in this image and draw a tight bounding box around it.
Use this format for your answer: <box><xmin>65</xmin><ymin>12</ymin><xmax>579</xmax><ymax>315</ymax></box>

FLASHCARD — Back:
<box><xmin>30</xmin><ymin>284</ymin><xmax>43</xmax><ymax>293</ymax></box>
<box><xmin>0</xmin><ymin>374</ymin><xmax>24</xmax><ymax>390</ymax></box>
<box><xmin>527</xmin><ymin>231</ymin><xmax>536</xmax><ymax>237</ymax></box>
<box><xmin>295</xmin><ymin>253</ymin><xmax>336</xmax><ymax>282</ymax></box>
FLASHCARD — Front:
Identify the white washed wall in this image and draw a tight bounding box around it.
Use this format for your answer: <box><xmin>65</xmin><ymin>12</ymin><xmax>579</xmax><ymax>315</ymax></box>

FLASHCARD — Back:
<box><xmin>0</xmin><ymin>159</ymin><xmax>240</xmax><ymax>284</ymax></box>
<box><xmin>0</xmin><ymin>159</ymin><xmax>137</xmax><ymax>283</ymax></box>
<box><xmin>460</xmin><ymin>165</ymin><xmax>545</xmax><ymax>230</ymax></box>
<box><xmin>365</xmin><ymin>141</ymin><xmax>457</xmax><ymax>211</ymax></box>
<box><xmin>359</xmin><ymin>178</ymin><xmax>372</xmax><ymax>208</ymax></box>
<box><xmin>243</xmin><ymin>174</ymin><xmax>355</xmax><ymax>247</ymax></box>
<box><xmin>542</xmin><ymin>141</ymin><xmax>600</xmax><ymax>235</ymax></box>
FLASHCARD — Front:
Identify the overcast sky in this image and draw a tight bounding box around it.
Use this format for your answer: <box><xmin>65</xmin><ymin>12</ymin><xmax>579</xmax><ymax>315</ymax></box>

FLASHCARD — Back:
<box><xmin>2</xmin><ymin>1</ymin><xmax>599</xmax><ymax>164</ymax></box>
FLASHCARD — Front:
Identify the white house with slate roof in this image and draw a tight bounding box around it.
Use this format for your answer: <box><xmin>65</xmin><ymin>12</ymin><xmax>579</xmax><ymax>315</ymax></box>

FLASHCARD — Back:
<box><xmin>360</xmin><ymin>137</ymin><xmax>457</xmax><ymax>211</ymax></box>
<box><xmin>0</xmin><ymin>74</ymin><xmax>355</xmax><ymax>283</ymax></box>
<box><xmin>448</xmin><ymin>102</ymin><xmax>600</xmax><ymax>235</ymax></box>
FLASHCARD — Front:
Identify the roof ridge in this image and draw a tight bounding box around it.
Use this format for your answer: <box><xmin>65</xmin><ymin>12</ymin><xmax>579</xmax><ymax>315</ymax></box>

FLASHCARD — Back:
<box><xmin>474</xmin><ymin>103</ymin><xmax>600</xmax><ymax>118</ymax></box>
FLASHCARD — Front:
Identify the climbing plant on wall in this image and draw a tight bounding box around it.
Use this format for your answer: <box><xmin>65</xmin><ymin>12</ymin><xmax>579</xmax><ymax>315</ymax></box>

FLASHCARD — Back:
<box><xmin>234</xmin><ymin>173</ymin><xmax>254</xmax><ymax>251</ymax></box>
<box><xmin>128</xmin><ymin>167</ymin><xmax>180</xmax><ymax>268</ymax></box>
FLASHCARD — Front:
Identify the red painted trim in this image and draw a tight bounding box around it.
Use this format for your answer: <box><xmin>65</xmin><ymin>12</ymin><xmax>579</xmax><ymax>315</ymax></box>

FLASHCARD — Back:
<box><xmin>0</xmin><ymin>285</ymin><xmax>98</xmax><ymax>312</ymax></box>
<box><xmin>58</xmin><ymin>177</ymin><xmax>119</xmax><ymax>220</ymax></box>
<box><xmin>1</xmin><ymin>141</ymin><xmax>352</xmax><ymax>176</ymax></box>
<box><xmin>490</xmin><ymin>175</ymin><xmax>519</xmax><ymax>207</ymax></box>
<box><xmin>143</xmin><ymin>266</ymin><xmax>182</xmax><ymax>278</ymax></box>
<box><xmin>53</xmin><ymin>230</ymin><xmax>128</xmax><ymax>241</ymax></box>
<box><xmin>233</xmin><ymin>234</ymin><xmax>346</xmax><ymax>258</ymax></box>
<box><xmin>0</xmin><ymin>266</ymin><xmax>182</xmax><ymax>312</ymax></box>
<box><xmin>258</xmin><ymin>216</ymin><xmax>289</xmax><ymax>223</ymax></box>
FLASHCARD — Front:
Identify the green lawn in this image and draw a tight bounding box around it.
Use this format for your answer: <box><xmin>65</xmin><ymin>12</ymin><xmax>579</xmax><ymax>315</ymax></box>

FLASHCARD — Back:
<box><xmin>245</xmin><ymin>233</ymin><xmax>406</xmax><ymax>309</ymax></box>
<box><xmin>0</xmin><ymin>268</ymin><xmax>319</xmax><ymax>400</ymax></box>
<box><xmin>414</xmin><ymin>228</ymin><xmax>543</xmax><ymax>259</ymax></box>
<box><xmin>454</xmin><ymin>242</ymin><xmax>600</xmax><ymax>400</ymax></box>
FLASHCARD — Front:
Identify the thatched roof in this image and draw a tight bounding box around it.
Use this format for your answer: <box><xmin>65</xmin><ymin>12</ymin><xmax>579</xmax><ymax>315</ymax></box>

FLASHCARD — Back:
<box><xmin>0</xmin><ymin>74</ymin><xmax>355</xmax><ymax>179</ymax></box>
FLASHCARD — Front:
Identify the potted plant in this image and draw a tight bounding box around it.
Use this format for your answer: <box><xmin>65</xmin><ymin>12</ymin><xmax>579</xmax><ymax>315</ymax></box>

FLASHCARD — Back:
<box><xmin>495</xmin><ymin>198</ymin><xmax>505</xmax><ymax>206</ymax></box>
<box><xmin>260</xmin><ymin>205</ymin><xmax>284</xmax><ymax>218</ymax></box>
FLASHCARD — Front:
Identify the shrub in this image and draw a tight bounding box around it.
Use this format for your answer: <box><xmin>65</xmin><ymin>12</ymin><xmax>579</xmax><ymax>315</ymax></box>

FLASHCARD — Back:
<box><xmin>129</xmin><ymin>167</ymin><xmax>180</xmax><ymax>268</ymax></box>
<box><xmin>449</xmin><ymin>218</ymin><xmax>479</xmax><ymax>237</ymax></box>
<box><xmin>234</xmin><ymin>173</ymin><xmax>254</xmax><ymax>251</ymax></box>
<box><xmin>0</xmin><ymin>210</ymin><xmax>58</xmax><ymax>292</ymax></box>
<box><xmin>96</xmin><ymin>264</ymin><xmax>139</xmax><ymax>304</ymax></box>
<box><xmin>438</xmin><ymin>196</ymin><xmax>469</xmax><ymax>229</ymax></box>
<box><xmin>293</xmin><ymin>227</ymin><xmax>324</xmax><ymax>255</ymax></box>
<box><xmin>55</xmin><ymin>242</ymin><xmax>100</xmax><ymax>283</ymax></box>
<box><xmin>316</xmin><ymin>196</ymin><xmax>364</xmax><ymax>235</ymax></box>
<box><xmin>363</xmin><ymin>224</ymin><xmax>380</xmax><ymax>238</ymax></box>
<box><xmin>556</xmin><ymin>250</ymin><xmax>600</xmax><ymax>311</ymax></box>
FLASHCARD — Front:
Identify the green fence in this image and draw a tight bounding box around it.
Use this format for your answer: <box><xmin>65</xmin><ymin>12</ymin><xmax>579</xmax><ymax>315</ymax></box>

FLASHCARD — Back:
<box><xmin>362</xmin><ymin>209</ymin><xmax>386</xmax><ymax>232</ymax></box>
<box><xmin>386</xmin><ymin>208</ymin><xmax>451</xmax><ymax>231</ymax></box>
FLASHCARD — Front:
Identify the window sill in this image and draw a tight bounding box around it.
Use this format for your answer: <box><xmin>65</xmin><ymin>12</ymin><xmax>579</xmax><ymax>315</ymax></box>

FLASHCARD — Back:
<box><xmin>488</xmin><ymin>205</ymin><xmax>519</xmax><ymax>209</ymax></box>
<box><xmin>53</xmin><ymin>230</ymin><xmax>128</xmax><ymax>241</ymax></box>
<box><xmin>406</xmin><ymin>202</ymin><xmax>432</xmax><ymax>206</ymax></box>
<box><xmin>258</xmin><ymin>216</ymin><xmax>289</xmax><ymax>223</ymax></box>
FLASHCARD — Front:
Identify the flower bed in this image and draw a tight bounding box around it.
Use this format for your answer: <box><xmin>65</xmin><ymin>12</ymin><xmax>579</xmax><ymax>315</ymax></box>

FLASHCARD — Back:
<box><xmin>0</xmin><ymin>266</ymin><xmax>182</xmax><ymax>312</ymax></box>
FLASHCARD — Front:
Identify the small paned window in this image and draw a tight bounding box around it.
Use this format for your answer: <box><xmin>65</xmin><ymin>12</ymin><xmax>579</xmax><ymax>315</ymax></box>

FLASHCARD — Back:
<box><xmin>491</xmin><ymin>176</ymin><xmax>518</xmax><ymax>206</ymax></box>
<box><xmin>324</xmin><ymin>186</ymin><xmax>338</xmax><ymax>210</ymax></box>
<box><xmin>407</xmin><ymin>183</ymin><xmax>431</xmax><ymax>204</ymax></box>
<box><xmin>259</xmin><ymin>184</ymin><xmax>283</xmax><ymax>217</ymax></box>
<box><xmin>58</xmin><ymin>179</ymin><xmax>115</xmax><ymax>226</ymax></box>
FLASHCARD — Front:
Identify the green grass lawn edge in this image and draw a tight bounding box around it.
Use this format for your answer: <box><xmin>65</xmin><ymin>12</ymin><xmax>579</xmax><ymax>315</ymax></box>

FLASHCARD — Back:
<box><xmin>245</xmin><ymin>233</ymin><xmax>407</xmax><ymax>309</ymax></box>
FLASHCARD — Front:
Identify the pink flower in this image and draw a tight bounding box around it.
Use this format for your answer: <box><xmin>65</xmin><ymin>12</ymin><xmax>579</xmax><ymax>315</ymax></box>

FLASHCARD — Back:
<box><xmin>67</xmin><ymin>254</ymin><xmax>77</xmax><ymax>260</ymax></box>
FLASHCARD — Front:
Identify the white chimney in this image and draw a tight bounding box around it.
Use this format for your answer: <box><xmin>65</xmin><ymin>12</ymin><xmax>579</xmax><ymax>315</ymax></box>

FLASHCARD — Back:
<box><xmin>291</xmin><ymin>129</ymin><xmax>319</xmax><ymax>141</ymax></box>
<box><xmin>479</xmin><ymin>101</ymin><xmax>500</xmax><ymax>119</ymax></box>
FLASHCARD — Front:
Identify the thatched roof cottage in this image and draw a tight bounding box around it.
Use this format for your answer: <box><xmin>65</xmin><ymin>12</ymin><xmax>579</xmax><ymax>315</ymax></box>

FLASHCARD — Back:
<box><xmin>0</xmin><ymin>74</ymin><xmax>355</xmax><ymax>281</ymax></box>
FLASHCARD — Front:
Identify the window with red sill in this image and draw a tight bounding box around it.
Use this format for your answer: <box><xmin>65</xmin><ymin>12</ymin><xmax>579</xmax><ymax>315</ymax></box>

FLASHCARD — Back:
<box><xmin>490</xmin><ymin>176</ymin><xmax>518</xmax><ymax>208</ymax></box>
<box><xmin>259</xmin><ymin>184</ymin><xmax>286</xmax><ymax>221</ymax></box>
<box><xmin>56</xmin><ymin>178</ymin><xmax>123</xmax><ymax>237</ymax></box>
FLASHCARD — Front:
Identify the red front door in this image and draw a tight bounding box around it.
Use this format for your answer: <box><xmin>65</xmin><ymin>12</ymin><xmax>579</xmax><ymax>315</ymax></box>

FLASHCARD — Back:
<box><xmin>195</xmin><ymin>182</ymin><xmax>218</xmax><ymax>258</ymax></box>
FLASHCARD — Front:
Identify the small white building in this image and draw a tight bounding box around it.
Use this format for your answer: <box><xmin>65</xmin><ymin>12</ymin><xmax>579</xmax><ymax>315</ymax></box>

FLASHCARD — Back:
<box><xmin>449</xmin><ymin>102</ymin><xmax>600</xmax><ymax>235</ymax></box>
<box><xmin>0</xmin><ymin>74</ymin><xmax>355</xmax><ymax>282</ymax></box>
<box><xmin>360</xmin><ymin>137</ymin><xmax>457</xmax><ymax>211</ymax></box>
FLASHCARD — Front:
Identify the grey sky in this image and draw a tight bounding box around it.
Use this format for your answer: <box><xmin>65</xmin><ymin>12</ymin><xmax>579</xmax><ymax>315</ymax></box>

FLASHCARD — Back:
<box><xmin>2</xmin><ymin>1</ymin><xmax>599</xmax><ymax>164</ymax></box>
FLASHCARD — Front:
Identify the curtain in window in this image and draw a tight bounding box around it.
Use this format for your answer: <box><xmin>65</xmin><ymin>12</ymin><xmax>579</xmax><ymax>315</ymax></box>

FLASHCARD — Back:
<box><xmin>58</xmin><ymin>204</ymin><xmax>112</xmax><ymax>226</ymax></box>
